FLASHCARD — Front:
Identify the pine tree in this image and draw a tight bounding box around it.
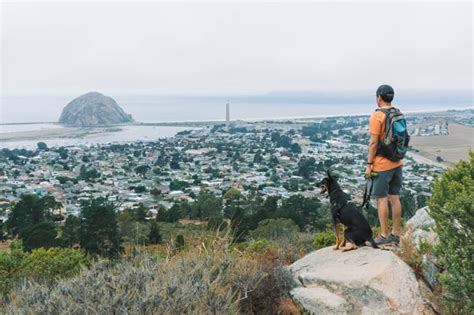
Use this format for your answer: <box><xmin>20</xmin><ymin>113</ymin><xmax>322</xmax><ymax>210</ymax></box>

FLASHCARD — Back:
<box><xmin>61</xmin><ymin>215</ymin><xmax>81</xmax><ymax>247</ymax></box>
<box><xmin>7</xmin><ymin>194</ymin><xmax>61</xmax><ymax>236</ymax></box>
<box><xmin>79</xmin><ymin>198</ymin><xmax>122</xmax><ymax>259</ymax></box>
<box><xmin>20</xmin><ymin>221</ymin><xmax>58</xmax><ymax>251</ymax></box>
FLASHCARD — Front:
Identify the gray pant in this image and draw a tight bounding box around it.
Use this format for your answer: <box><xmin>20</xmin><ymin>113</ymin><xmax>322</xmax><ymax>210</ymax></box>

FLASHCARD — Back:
<box><xmin>372</xmin><ymin>166</ymin><xmax>403</xmax><ymax>197</ymax></box>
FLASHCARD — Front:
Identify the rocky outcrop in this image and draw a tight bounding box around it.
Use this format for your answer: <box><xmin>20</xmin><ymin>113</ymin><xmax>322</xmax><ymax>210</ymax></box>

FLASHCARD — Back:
<box><xmin>288</xmin><ymin>247</ymin><xmax>437</xmax><ymax>314</ymax></box>
<box><xmin>405</xmin><ymin>207</ymin><xmax>437</xmax><ymax>249</ymax></box>
<box><xmin>59</xmin><ymin>92</ymin><xmax>133</xmax><ymax>126</ymax></box>
<box><xmin>404</xmin><ymin>207</ymin><xmax>440</xmax><ymax>290</ymax></box>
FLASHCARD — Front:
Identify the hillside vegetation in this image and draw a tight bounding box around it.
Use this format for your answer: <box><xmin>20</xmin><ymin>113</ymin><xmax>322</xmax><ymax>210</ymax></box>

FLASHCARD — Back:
<box><xmin>428</xmin><ymin>152</ymin><xmax>473</xmax><ymax>313</ymax></box>
<box><xmin>3</xmin><ymin>229</ymin><xmax>309</xmax><ymax>314</ymax></box>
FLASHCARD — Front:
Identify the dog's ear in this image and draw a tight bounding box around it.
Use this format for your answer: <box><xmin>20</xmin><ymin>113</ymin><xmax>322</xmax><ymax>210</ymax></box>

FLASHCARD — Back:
<box><xmin>327</xmin><ymin>170</ymin><xmax>338</xmax><ymax>181</ymax></box>
<box><xmin>327</xmin><ymin>170</ymin><xmax>332</xmax><ymax>179</ymax></box>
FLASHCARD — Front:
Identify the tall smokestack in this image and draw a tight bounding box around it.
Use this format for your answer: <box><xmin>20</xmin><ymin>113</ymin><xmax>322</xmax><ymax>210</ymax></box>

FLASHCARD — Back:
<box><xmin>226</xmin><ymin>100</ymin><xmax>230</xmax><ymax>124</ymax></box>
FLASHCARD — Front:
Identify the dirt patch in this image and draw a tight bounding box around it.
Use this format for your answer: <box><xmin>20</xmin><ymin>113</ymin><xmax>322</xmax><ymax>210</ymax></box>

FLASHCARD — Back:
<box><xmin>410</xmin><ymin>123</ymin><xmax>473</xmax><ymax>165</ymax></box>
<box><xmin>178</xmin><ymin>219</ymin><xmax>205</xmax><ymax>225</ymax></box>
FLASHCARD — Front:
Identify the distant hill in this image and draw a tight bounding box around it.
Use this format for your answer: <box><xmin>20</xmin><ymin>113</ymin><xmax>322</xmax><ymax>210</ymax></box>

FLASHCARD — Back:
<box><xmin>59</xmin><ymin>92</ymin><xmax>133</xmax><ymax>127</ymax></box>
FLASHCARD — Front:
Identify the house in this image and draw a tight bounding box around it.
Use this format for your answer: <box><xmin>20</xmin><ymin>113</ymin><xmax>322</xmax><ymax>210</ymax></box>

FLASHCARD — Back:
<box><xmin>262</xmin><ymin>186</ymin><xmax>288</xmax><ymax>198</ymax></box>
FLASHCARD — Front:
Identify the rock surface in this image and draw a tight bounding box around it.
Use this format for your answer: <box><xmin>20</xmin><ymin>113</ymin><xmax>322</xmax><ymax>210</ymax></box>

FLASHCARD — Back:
<box><xmin>406</xmin><ymin>207</ymin><xmax>435</xmax><ymax>231</ymax></box>
<box><xmin>405</xmin><ymin>207</ymin><xmax>438</xmax><ymax>248</ymax></box>
<box><xmin>404</xmin><ymin>207</ymin><xmax>440</xmax><ymax>289</ymax></box>
<box><xmin>288</xmin><ymin>246</ymin><xmax>436</xmax><ymax>314</ymax></box>
<box><xmin>59</xmin><ymin>92</ymin><xmax>133</xmax><ymax>126</ymax></box>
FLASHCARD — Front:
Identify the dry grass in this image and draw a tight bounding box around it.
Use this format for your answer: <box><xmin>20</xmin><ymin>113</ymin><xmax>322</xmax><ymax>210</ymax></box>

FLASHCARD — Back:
<box><xmin>3</xmin><ymin>228</ymin><xmax>300</xmax><ymax>314</ymax></box>
<box><xmin>395</xmin><ymin>231</ymin><xmax>424</xmax><ymax>275</ymax></box>
<box><xmin>395</xmin><ymin>229</ymin><xmax>435</xmax><ymax>282</ymax></box>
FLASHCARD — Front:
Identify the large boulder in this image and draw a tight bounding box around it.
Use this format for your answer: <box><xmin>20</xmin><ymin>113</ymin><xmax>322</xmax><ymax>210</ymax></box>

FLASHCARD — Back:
<box><xmin>59</xmin><ymin>92</ymin><xmax>133</xmax><ymax>126</ymax></box>
<box><xmin>288</xmin><ymin>247</ymin><xmax>437</xmax><ymax>314</ymax></box>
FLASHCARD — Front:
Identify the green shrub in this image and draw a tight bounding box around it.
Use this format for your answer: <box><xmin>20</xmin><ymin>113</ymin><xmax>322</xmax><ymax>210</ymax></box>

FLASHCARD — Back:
<box><xmin>0</xmin><ymin>242</ymin><xmax>26</xmax><ymax>297</ymax></box>
<box><xmin>428</xmin><ymin>152</ymin><xmax>473</xmax><ymax>314</ymax></box>
<box><xmin>246</xmin><ymin>239</ymin><xmax>274</xmax><ymax>252</ymax></box>
<box><xmin>249</xmin><ymin>218</ymin><xmax>299</xmax><ymax>240</ymax></box>
<box><xmin>0</xmin><ymin>242</ymin><xmax>89</xmax><ymax>299</ymax></box>
<box><xmin>312</xmin><ymin>228</ymin><xmax>335</xmax><ymax>250</ymax></box>
<box><xmin>22</xmin><ymin>247</ymin><xmax>90</xmax><ymax>282</ymax></box>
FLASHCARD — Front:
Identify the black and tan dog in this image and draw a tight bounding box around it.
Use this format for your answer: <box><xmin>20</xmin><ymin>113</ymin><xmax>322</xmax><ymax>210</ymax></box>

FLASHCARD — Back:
<box><xmin>319</xmin><ymin>171</ymin><xmax>378</xmax><ymax>252</ymax></box>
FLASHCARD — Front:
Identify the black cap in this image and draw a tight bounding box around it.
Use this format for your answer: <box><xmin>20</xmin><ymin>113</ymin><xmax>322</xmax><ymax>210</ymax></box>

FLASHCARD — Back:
<box><xmin>376</xmin><ymin>84</ymin><xmax>394</xmax><ymax>102</ymax></box>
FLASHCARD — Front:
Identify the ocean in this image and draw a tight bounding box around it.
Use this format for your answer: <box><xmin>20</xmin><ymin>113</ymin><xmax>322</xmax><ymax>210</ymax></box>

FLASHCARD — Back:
<box><xmin>0</xmin><ymin>93</ymin><xmax>471</xmax><ymax>150</ymax></box>
<box><xmin>1</xmin><ymin>93</ymin><xmax>471</xmax><ymax>124</ymax></box>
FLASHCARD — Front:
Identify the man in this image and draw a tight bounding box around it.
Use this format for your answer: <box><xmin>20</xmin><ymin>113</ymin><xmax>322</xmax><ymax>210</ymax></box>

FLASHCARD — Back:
<box><xmin>365</xmin><ymin>84</ymin><xmax>402</xmax><ymax>246</ymax></box>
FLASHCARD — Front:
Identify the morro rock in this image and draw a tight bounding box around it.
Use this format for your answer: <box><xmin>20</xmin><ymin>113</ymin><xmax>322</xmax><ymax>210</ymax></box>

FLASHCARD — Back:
<box><xmin>59</xmin><ymin>92</ymin><xmax>133</xmax><ymax>126</ymax></box>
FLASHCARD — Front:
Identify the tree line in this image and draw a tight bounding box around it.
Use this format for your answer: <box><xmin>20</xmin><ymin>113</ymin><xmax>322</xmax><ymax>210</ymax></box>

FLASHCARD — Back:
<box><xmin>3</xmin><ymin>188</ymin><xmax>331</xmax><ymax>257</ymax></box>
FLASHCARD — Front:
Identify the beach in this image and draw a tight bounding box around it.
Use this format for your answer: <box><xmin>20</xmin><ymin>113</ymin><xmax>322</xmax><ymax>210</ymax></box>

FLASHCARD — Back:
<box><xmin>0</xmin><ymin>124</ymin><xmax>194</xmax><ymax>150</ymax></box>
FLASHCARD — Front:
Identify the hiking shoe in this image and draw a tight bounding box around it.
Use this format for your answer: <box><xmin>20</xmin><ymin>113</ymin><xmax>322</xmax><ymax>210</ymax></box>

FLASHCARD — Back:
<box><xmin>374</xmin><ymin>234</ymin><xmax>392</xmax><ymax>246</ymax></box>
<box><xmin>389</xmin><ymin>233</ymin><xmax>400</xmax><ymax>246</ymax></box>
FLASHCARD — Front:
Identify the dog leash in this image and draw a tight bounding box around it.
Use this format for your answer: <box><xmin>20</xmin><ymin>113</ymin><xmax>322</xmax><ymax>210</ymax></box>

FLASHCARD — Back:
<box><xmin>361</xmin><ymin>172</ymin><xmax>378</xmax><ymax>209</ymax></box>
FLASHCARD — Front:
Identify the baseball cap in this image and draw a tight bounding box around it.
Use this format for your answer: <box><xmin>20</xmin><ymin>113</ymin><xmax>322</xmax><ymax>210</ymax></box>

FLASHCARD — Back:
<box><xmin>376</xmin><ymin>84</ymin><xmax>394</xmax><ymax>102</ymax></box>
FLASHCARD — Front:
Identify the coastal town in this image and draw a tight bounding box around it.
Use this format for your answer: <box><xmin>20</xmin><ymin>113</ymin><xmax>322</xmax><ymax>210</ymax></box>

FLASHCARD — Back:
<box><xmin>2</xmin><ymin>108</ymin><xmax>466</xmax><ymax>226</ymax></box>
<box><xmin>1</xmin><ymin>1</ymin><xmax>472</xmax><ymax>312</ymax></box>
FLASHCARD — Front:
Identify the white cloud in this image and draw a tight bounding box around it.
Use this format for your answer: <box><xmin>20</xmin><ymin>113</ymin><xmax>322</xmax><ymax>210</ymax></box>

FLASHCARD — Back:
<box><xmin>1</xmin><ymin>1</ymin><xmax>472</xmax><ymax>95</ymax></box>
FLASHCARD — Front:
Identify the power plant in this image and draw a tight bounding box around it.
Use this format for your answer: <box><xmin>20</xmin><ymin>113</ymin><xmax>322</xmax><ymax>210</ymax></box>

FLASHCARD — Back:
<box><xmin>226</xmin><ymin>100</ymin><xmax>230</xmax><ymax>124</ymax></box>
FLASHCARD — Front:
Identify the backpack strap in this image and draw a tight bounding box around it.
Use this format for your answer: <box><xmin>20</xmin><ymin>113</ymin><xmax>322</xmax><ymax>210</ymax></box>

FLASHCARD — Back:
<box><xmin>375</xmin><ymin>107</ymin><xmax>399</xmax><ymax>144</ymax></box>
<box><xmin>375</xmin><ymin>107</ymin><xmax>398</xmax><ymax>116</ymax></box>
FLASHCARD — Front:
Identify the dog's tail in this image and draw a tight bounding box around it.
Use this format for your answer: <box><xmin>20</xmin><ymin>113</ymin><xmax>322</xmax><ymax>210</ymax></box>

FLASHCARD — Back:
<box><xmin>369</xmin><ymin>238</ymin><xmax>379</xmax><ymax>249</ymax></box>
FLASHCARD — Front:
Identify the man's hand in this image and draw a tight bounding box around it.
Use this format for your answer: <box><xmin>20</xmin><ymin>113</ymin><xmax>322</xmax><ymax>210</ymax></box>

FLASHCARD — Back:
<box><xmin>366</xmin><ymin>133</ymin><xmax>378</xmax><ymax>178</ymax></box>
<box><xmin>365</xmin><ymin>164</ymin><xmax>373</xmax><ymax>178</ymax></box>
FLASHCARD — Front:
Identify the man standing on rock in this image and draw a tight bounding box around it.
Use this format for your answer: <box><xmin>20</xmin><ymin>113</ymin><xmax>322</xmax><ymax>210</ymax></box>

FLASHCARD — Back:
<box><xmin>365</xmin><ymin>84</ymin><xmax>404</xmax><ymax>246</ymax></box>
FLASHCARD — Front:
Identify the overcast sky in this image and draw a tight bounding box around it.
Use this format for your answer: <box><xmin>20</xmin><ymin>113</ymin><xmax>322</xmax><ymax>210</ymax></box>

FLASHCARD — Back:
<box><xmin>1</xmin><ymin>1</ymin><xmax>472</xmax><ymax>96</ymax></box>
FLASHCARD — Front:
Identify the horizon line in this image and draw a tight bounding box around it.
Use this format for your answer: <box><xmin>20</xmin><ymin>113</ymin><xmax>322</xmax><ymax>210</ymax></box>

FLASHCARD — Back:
<box><xmin>1</xmin><ymin>88</ymin><xmax>472</xmax><ymax>98</ymax></box>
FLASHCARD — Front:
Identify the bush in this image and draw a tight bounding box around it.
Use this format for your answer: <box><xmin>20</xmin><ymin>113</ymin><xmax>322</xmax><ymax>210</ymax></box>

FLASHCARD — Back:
<box><xmin>312</xmin><ymin>228</ymin><xmax>335</xmax><ymax>250</ymax></box>
<box><xmin>232</xmin><ymin>231</ymin><xmax>313</xmax><ymax>266</ymax></box>
<box><xmin>246</xmin><ymin>239</ymin><xmax>274</xmax><ymax>252</ymax></box>
<box><xmin>428</xmin><ymin>152</ymin><xmax>473</xmax><ymax>314</ymax></box>
<box><xmin>230</xmin><ymin>238</ymin><xmax>301</xmax><ymax>314</ymax></box>
<box><xmin>248</xmin><ymin>218</ymin><xmax>299</xmax><ymax>240</ymax></box>
<box><xmin>0</xmin><ymin>242</ymin><xmax>89</xmax><ymax>300</ymax></box>
<box><xmin>396</xmin><ymin>234</ymin><xmax>433</xmax><ymax>277</ymax></box>
<box><xmin>2</xmin><ymin>228</ymin><xmax>307</xmax><ymax>314</ymax></box>
<box><xmin>4</xmin><ymin>232</ymin><xmax>267</xmax><ymax>314</ymax></box>
<box><xmin>21</xmin><ymin>247</ymin><xmax>90</xmax><ymax>282</ymax></box>
<box><xmin>0</xmin><ymin>242</ymin><xmax>26</xmax><ymax>297</ymax></box>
